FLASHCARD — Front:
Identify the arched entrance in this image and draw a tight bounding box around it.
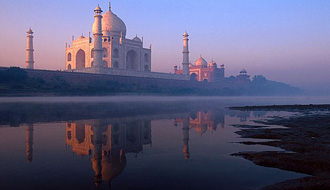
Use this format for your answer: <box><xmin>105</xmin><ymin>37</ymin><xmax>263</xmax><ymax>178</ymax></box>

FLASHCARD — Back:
<box><xmin>76</xmin><ymin>49</ymin><xmax>85</xmax><ymax>69</ymax></box>
<box><xmin>113</xmin><ymin>48</ymin><xmax>119</xmax><ymax>58</ymax></box>
<box><xmin>190</xmin><ymin>73</ymin><xmax>198</xmax><ymax>81</ymax></box>
<box><xmin>113</xmin><ymin>61</ymin><xmax>119</xmax><ymax>68</ymax></box>
<box><xmin>126</xmin><ymin>50</ymin><xmax>138</xmax><ymax>70</ymax></box>
<box><xmin>144</xmin><ymin>53</ymin><xmax>149</xmax><ymax>62</ymax></box>
<box><xmin>103</xmin><ymin>61</ymin><xmax>108</xmax><ymax>67</ymax></box>
<box><xmin>102</xmin><ymin>48</ymin><xmax>108</xmax><ymax>57</ymax></box>
<box><xmin>67</xmin><ymin>53</ymin><xmax>72</xmax><ymax>61</ymax></box>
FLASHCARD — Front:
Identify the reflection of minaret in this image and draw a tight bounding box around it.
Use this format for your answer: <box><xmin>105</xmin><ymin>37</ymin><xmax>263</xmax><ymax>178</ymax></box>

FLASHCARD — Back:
<box><xmin>92</xmin><ymin>123</ymin><xmax>104</xmax><ymax>187</ymax></box>
<box><xmin>182</xmin><ymin>116</ymin><xmax>190</xmax><ymax>160</ymax></box>
<box><xmin>26</xmin><ymin>124</ymin><xmax>34</xmax><ymax>163</ymax></box>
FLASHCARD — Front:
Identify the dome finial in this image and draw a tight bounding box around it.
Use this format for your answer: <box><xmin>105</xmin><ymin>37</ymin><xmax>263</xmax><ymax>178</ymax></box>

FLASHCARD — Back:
<box><xmin>109</xmin><ymin>1</ymin><xmax>111</xmax><ymax>11</ymax></box>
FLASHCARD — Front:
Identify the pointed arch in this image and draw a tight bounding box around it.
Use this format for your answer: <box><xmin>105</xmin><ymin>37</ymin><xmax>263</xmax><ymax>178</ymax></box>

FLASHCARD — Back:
<box><xmin>102</xmin><ymin>48</ymin><xmax>108</xmax><ymax>57</ymax></box>
<box><xmin>103</xmin><ymin>60</ymin><xmax>108</xmax><ymax>67</ymax></box>
<box><xmin>144</xmin><ymin>53</ymin><xmax>149</xmax><ymax>62</ymax></box>
<box><xmin>190</xmin><ymin>73</ymin><xmax>198</xmax><ymax>81</ymax></box>
<box><xmin>113</xmin><ymin>61</ymin><xmax>119</xmax><ymax>68</ymax></box>
<box><xmin>76</xmin><ymin>49</ymin><xmax>86</xmax><ymax>69</ymax></box>
<box><xmin>126</xmin><ymin>50</ymin><xmax>138</xmax><ymax>70</ymax></box>
<box><xmin>67</xmin><ymin>53</ymin><xmax>72</xmax><ymax>61</ymax></box>
<box><xmin>113</xmin><ymin>48</ymin><xmax>119</xmax><ymax>58</ymax></box>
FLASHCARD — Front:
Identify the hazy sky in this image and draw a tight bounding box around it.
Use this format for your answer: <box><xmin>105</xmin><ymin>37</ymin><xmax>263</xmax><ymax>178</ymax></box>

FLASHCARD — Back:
<box><xmin>0</xmin><ymin>0</ymin><xmax>329</xmax><ymax>94</ymax></box>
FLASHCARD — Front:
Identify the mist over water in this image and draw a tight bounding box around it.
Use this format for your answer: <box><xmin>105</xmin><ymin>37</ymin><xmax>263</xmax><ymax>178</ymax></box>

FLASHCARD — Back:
<box><xmin>0</xmin><ymin>95</ymin><xmax>330</xmax><ymax>104</ymax></box>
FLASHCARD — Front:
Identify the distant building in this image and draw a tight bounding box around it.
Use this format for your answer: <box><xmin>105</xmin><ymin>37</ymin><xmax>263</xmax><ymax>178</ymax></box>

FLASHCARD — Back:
<box><xmin>236</xmin><ymin>68</ymin><xmax>250</xmax><ymax>83</ymax></box>
<box><xmin>174</xmin><ymin>32</ymin><xmax>225</xmax><ymax>82</ymax></box>
<box><xmin>175</xmin><ymin>56</ymin><xmax>225</xmax><ymax>82</ymax></box>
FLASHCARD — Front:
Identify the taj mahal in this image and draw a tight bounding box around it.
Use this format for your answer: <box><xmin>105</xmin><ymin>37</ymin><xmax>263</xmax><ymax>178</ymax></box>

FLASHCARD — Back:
<box><xmin>61</xmin><ymin>3</ymin><xmax>227</xmax><ymax>82</ymax></box>
<box><xmin>65</xmin><ymin>3</ymin><xmax>151</xmax><ymax>72</ymax></box>
<box><xmin>24</xmin><ymin>3</ymin><xmax>252</xmax><ymax>83</ymax></box>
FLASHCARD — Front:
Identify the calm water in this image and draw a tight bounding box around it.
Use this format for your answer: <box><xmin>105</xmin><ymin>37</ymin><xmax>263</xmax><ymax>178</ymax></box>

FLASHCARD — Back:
<box><xmin>1</xmin><ymin>96</ymin><xmax>329</xmax><ymax>190</ymax></box>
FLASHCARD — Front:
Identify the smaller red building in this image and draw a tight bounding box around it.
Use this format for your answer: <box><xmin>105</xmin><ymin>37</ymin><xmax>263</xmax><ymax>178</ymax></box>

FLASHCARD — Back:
<box><xmin>174</xmin><ymin>56</ymin><xmax>225</xmax><ymax>82</ymax></box>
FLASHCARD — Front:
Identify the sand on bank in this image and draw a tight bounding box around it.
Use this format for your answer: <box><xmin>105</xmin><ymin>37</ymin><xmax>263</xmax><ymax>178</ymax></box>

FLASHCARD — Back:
<box><xmin>230</xmin><ymin>104</ymin><xmax>330</xmax><ymax>190</ymax></box>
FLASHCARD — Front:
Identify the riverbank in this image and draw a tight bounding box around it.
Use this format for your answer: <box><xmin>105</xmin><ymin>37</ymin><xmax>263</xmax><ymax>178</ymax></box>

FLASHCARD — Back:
<box><xmin>230</xmin><ymin>104</ymin><xmax>330</xmax><ymax>190</ymax></box>
<box><xmin>0</xmin><ymin>67</ymin><xmax>302</xmax><ymax>96</ymax></box>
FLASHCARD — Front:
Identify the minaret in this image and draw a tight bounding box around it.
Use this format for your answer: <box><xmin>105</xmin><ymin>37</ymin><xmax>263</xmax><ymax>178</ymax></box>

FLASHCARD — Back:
<box><xmin>26</xmin><ymin>124</ymin><xmax>34</xmax><ymax>163</ymax></box>
<box><xmin>26</xmin><ymin>28</ymin><xmax>34</xmax><ymax>69</ymax></box>
<box><xmin>182</xmin><ymin>116</ymin><xmax>190</xmax><ymax>160</ymax></box>
<box><xmin>92</xmin><ymin>5</ymin><xmax>104</xmax><ymax>68</ymax></box>
<box><xmin>182</xmin><ymin>31</ymin><xmax>190</xmax><ymax>75</ymax></box>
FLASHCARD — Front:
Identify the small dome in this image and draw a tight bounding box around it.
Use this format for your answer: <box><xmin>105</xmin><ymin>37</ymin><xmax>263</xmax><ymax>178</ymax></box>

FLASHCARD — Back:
<box><xmin>102</xmin><ymin>9</ymin><xmax>127</xmax><ymax>37</ymax></box>
<box><xmin>195</xmin><ymin>56</ymin><xmax>207</xmax><ymax>67</ymax></box>
<box><xmin>94</xmin><ymin>5</ymin><xmax>102</xmax><ymax>12</ymax></box>
<box><xmin>77</xmin><ymin>35</ymin><xmax>85</xmax><ymax>40</ymax></box>
<box><xmin>208</xmin><ymin>60</ymin><xmax>217</xmax><ymax>67</ymax></box>
<box><xmin>27</xmin><ymin>28</ymin><xmax>33</xmax><ymax>34</ymax></box>
<box><xmin>240</xmin><ymin>69</ymin><xmax>247</xmax><ymax>74</ymax></box>
<box><xmin>133</xmin><ymin>36</ymin><xmax>142</xmax><ymax>42</ymax></box>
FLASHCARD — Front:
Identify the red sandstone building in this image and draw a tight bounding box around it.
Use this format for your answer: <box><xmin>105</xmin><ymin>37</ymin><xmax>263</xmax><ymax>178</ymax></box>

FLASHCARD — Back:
<box><xmin>174</xmin><ymin>56</ymin><xmax>225</xmax><ymax>82</ymax></box>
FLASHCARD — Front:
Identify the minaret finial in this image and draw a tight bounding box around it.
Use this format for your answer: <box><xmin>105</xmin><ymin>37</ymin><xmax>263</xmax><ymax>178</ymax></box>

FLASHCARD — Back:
<box><xmin>109</xmin><ymin>1</ymin><xmax>111</xmax><ymax>11</ymax></box>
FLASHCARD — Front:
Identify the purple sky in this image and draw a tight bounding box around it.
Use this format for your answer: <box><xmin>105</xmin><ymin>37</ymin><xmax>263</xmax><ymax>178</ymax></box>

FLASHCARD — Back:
<box><xmin>0</xmin><ymin>0</ymin><xmax>329</xmax><ymax>94</ymax></box>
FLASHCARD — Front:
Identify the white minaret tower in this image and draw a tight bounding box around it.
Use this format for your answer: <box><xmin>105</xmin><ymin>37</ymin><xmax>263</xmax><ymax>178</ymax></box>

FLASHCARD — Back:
<box><xmin>92</xmin><ymin>5</ymin><xmax>103</xmax><ymax>68</ymax></box>
<box><xmin>182</xmin><ymin>31</ymin><xmax>190</xmax><ymax>75</ymax></box>
<box><xmin>26</xmin><ymin>28</ymin><xmax>34</xmax><ymax>69</ymax></box>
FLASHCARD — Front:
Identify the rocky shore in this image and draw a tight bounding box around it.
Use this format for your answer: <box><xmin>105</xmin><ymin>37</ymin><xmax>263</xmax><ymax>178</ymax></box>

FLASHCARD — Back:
<box><xmin>230</xmin><ymin>104</ymin><xmax>330</xmax><ymax>190</ymax></box>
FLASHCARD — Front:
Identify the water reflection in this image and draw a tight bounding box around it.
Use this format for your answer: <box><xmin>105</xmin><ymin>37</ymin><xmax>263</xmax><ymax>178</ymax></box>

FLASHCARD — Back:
<box><xmin>175</xmin><ymin>111</ymin><xmax>225</xmax><ymax>160</ymax></box>
<box><xmin>1</xmin><ymin>100</ymin><xmax>308</xmax><ymax>190</ymax></box>
<box><xmin>65</xmin><ymin>120</ymin><xmax>152</xmax><ymax>187</ymax></box>
<box><xmin>26</xmin><ymin>124</ymin><xmax>34</xmax><ymax>163</ymax></box>
<box><xmin>59</xmin><ymin>110</ymin><xmax>226</xmax><ymax>187</ymax></box>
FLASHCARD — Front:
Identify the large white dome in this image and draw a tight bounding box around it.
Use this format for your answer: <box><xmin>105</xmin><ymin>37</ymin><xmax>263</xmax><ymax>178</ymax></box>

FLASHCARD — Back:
<box><xmin>102</xmin><ymin>9</ymin><xmax>126</xmax><ymax>37</ymax></box>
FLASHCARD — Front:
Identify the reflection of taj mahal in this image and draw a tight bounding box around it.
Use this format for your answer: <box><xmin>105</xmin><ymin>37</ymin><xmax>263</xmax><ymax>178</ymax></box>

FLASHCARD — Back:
<box><xmin>65</xmin><ymin>3</ymin><xmax>151</xmax><ymax>72</ymax></box>
<box><xmin>65</xmin><ymin>120</ymin><xmax>152</xmax><ymax>186</ymax></box>
<box><xmin>23</xmin><ymin>110</ymin><xmax>226</xmax><ymax>187</ymax></box>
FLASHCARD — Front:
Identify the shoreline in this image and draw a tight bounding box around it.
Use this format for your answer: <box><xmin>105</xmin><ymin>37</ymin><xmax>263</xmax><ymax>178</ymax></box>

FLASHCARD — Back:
<box><xmin>230</xmin><ymin>104</ymin><xmax>330</xmax><ymax>190</ymax></box>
